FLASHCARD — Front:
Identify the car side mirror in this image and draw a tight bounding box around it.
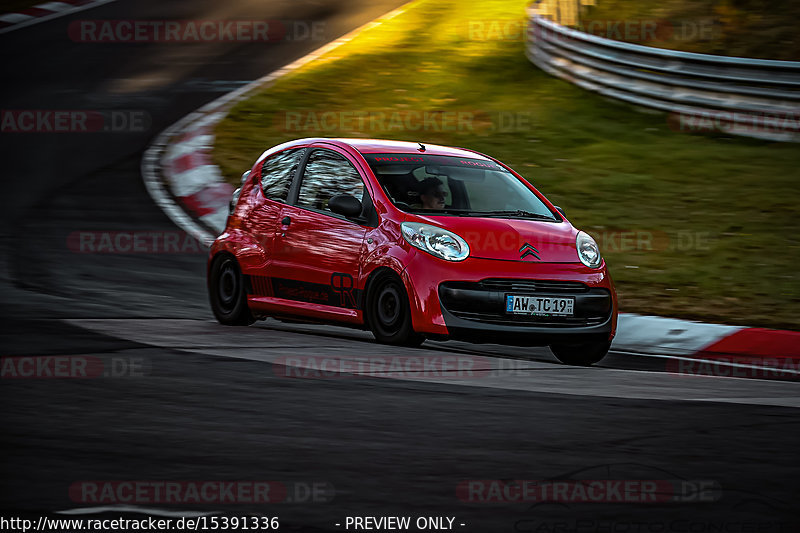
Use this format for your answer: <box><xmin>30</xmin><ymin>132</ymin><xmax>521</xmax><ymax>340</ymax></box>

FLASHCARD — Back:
<box><xmin>329</xmin><ymin>194</ymin><xmax>363</xmax><ymax>218</ymax></box>
<box><xmin>554</xmin><ymin>205</ymin><xmax>565</xmax><ymax>218</ymax></box>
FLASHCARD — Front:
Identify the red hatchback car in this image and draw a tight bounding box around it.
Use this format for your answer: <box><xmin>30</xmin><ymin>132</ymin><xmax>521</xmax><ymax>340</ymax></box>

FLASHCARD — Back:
<box><xmin>208</xmin><ymin>138</ymin><xmax>617</xmax><ymax>365</ymax></box>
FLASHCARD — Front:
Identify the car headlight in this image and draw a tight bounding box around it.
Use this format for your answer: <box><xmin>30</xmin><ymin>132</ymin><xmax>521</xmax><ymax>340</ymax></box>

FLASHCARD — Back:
<box><xmin>576</xmin><ymin>231</ymin><xmax>602</xmax><ymax>268</ymax></box>
<box><xmin>401</xmin><ymin>222</ymin><xmax>470</xmax><ymax>262</ymax></box>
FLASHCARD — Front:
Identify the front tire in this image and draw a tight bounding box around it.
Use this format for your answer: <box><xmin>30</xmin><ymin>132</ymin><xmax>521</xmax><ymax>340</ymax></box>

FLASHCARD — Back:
<box><xmin>550</xmin><ymin>341</ymin><xmax>610</xmax><ymax>366</ymax></box>
<box><xmin>208</xmin><ymin>254</ymin><xmax>255</xmax><ymax>326</ymax></box>
<box><xmin>365</xmin><ymin>272</ymin><xmax>424</xmax><ymax>347</ymax></box>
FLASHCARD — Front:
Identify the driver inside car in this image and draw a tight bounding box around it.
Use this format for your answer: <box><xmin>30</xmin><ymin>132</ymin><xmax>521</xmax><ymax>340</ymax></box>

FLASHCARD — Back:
<box><xmin>418</xmin><ymin>177</ymin><xmax>448</xmax><ymax>210</ymax></box>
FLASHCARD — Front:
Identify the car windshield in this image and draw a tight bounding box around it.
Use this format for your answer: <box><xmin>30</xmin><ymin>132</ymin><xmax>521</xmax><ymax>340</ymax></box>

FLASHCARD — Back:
<box><xmin>364</xmin><ymin>153</ymin><xmax>558</xmax><ymax>220</ymax></box>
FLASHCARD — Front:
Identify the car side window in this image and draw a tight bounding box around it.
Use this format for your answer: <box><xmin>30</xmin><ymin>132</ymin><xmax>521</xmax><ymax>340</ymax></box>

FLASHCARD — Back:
<box><xmin>261</xmin><ymin>148</ymin><xmax>304</xmax><ymax>202</ymax></box>
<box><xmin>297</xmin><ymin>149</ymin><xmax>365</xmax><ymax>213</ymax></box>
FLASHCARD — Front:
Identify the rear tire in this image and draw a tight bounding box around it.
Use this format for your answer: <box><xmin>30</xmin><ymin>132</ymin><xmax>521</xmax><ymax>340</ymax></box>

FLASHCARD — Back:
<box><xmin>208</xmin><ymin>254</ymin><xmax>255</xmax><ymax>326</ymax></box>
<box><xmin>366</xmin><ymin>272</ymin><xmax>425</xmax><ymax>347</ymax></box>
<box><xmin>550</xmin><ymin>341</ymin><xmax>610</xmax><ymax>366</ymax></box>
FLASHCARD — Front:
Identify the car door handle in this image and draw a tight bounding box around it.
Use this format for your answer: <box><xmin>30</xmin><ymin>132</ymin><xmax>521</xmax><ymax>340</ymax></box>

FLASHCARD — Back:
<box><xmin>281</xmin><ymin>216</ymin><xmax>291</xmax><ymax>226</ymax></box>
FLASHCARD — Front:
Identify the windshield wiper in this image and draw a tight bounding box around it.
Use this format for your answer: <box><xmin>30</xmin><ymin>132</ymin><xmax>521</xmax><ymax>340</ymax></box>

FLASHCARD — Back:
<box><xmin>406</xmin><ymin>208</ymin><xmax>555</xmax><ymax>220</ymax></box>
<box><xmin>406</xmin><ymin>208</ymin><xmax>473</xmax><ymax>215</ymax></box>
<box><xmin>469</xmin><ymin>210</ymin><xmax>555</xmax><ymax>220</ymax></box>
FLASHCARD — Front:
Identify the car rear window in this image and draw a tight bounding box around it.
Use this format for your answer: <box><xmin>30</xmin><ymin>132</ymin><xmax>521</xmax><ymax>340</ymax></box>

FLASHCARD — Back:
<box><xmin>261</xmin><ymin>148</ymin><xmax>304</xmax><ymax>201</ymax></box>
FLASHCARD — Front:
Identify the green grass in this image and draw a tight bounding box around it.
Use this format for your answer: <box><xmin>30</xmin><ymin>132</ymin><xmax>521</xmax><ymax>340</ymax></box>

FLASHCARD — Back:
<box><xmin>581</xmin><ymin>0</ymin><xmax>800</xmax><ymax>60</ymax></box>
<box><xmin>213</xmin><ymin>0</ymin><xmax>800</xmax><ymax>329</ymax></box>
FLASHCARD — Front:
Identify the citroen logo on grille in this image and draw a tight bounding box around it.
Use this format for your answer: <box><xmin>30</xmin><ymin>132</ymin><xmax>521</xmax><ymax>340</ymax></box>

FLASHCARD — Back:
<box><xmin>519</xmin><ymin>243</ymin><xmax>540</xmax><ymax>260</ymax></box>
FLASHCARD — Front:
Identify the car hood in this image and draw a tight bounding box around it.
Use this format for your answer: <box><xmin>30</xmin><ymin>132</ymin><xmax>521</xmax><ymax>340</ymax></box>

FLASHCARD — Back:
<box><xmin>409</xmin><ymin>214</ymin><xmax>581</xmax><ymax>263</ymax></box>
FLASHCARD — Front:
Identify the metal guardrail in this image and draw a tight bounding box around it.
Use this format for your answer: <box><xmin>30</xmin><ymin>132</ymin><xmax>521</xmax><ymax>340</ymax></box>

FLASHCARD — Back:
<box><xmin>526</xmin><ymin>2</ymin><xmax>800</xmax><ymax>142</ymax></box>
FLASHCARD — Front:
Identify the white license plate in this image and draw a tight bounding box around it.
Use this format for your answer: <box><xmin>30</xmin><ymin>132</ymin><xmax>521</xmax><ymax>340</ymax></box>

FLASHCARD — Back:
<box><xmin>506</xmin><ymin>295</ymin><xmax>574</xmax><ymax>316</ymax></box>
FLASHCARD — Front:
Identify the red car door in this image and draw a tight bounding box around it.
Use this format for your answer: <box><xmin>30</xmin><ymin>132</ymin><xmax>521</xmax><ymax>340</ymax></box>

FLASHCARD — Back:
<box><xmin>241</xmin><ymin>146</ymin><xmax>305</xmax><ymax>295</ymax></box>
<box><xmin>267</xmin><ymin>146</ymin><xmax>370</xmax><ymax>319</ymax></box>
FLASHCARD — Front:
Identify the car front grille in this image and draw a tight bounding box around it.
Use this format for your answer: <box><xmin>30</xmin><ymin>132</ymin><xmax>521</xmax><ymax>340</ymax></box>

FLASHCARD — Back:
<box><xmin>457</xmin><ymin>279</ymin><xmax>590</xmax><ymax>293</ymax></box>
<box><xmin>444</xmin><ymin>310</ymin><xmax>607</xmax><ymax>327</ymax></box>
<box><xmin>439</xmin><ymin>279</ymin><xmax>611</xmax><ymax>328</ymax></box>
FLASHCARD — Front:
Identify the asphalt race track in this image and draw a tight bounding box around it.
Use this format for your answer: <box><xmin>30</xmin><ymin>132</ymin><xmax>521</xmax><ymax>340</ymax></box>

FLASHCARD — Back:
<box><xmin>1</xmin><ymin>1</ymin><xmax>799</xmax><ymax>531</ymax></box>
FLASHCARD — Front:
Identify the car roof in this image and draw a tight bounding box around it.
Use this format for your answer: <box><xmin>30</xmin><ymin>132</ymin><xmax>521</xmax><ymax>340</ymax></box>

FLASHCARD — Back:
<box><xmin>273</xmin><ymin>137</ymin><xmax>493</xmax><ymax>161</ymax></box>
